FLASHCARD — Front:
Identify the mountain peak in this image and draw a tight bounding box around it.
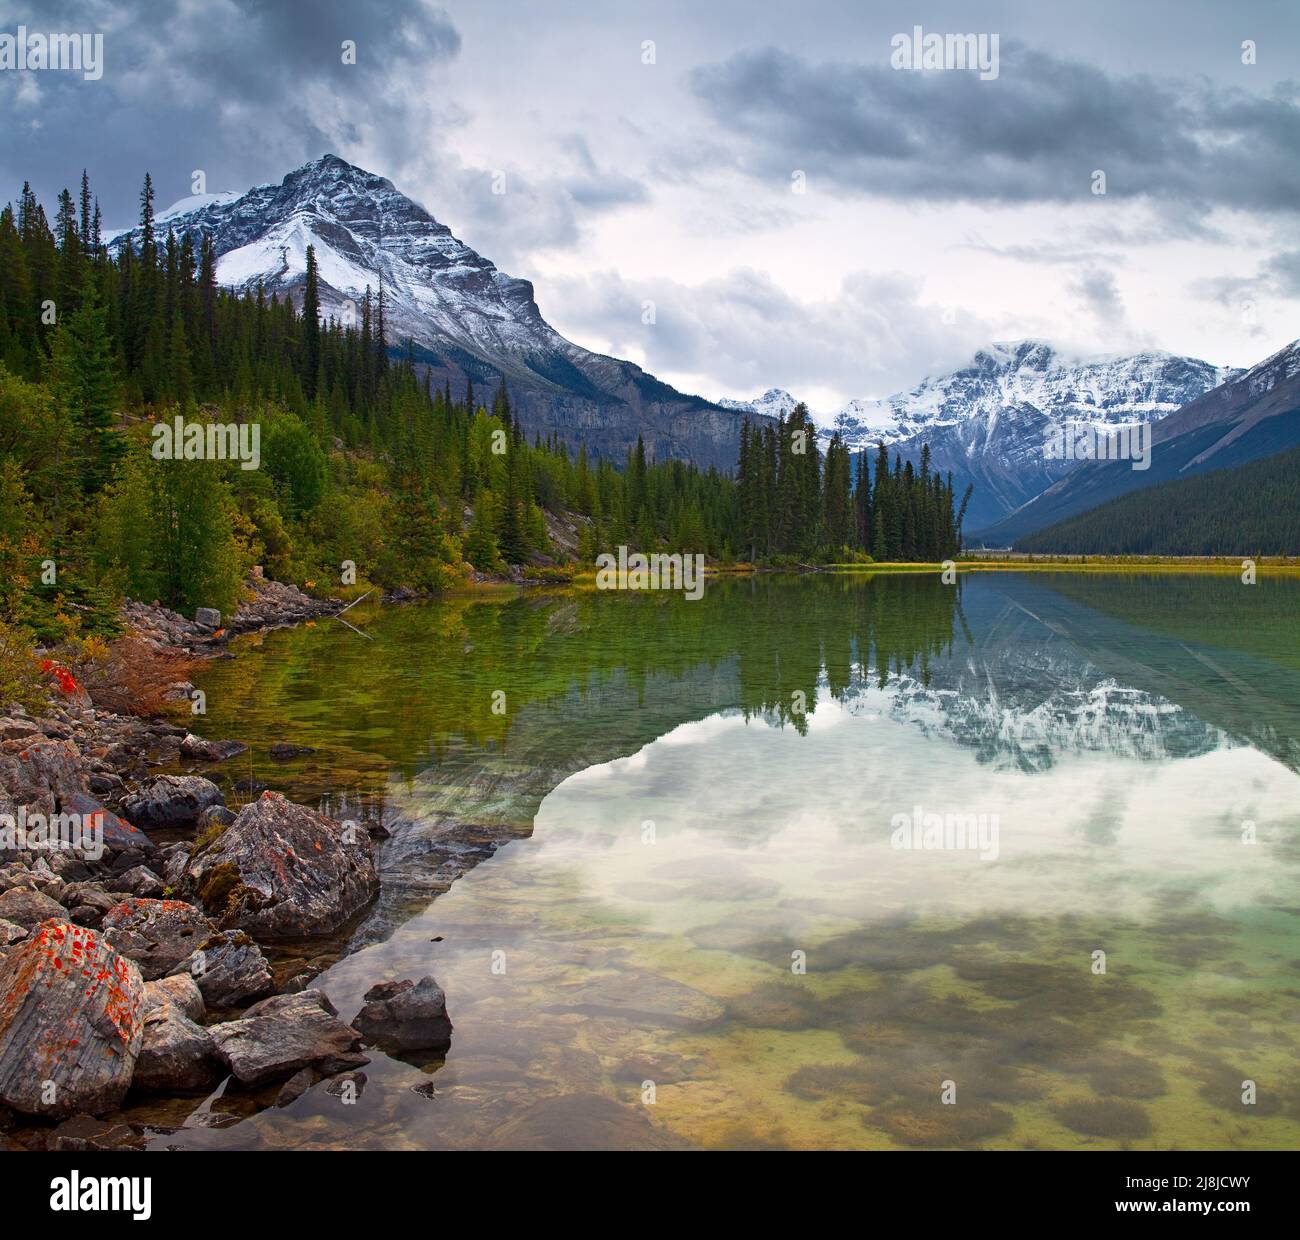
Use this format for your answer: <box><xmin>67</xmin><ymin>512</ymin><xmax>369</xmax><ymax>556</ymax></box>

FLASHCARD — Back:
<box><xmin>107</xmin><ymin>156</ymin><xmax>758</xmax><ymax>469</ymax></box>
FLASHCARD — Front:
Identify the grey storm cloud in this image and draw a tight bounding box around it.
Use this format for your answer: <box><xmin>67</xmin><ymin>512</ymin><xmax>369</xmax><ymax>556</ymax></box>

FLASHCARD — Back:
<box><xmin>0</xmin><ymin>0</ymin><xmax>461</xmax><ymax>222</ymax></box>
<box><xmin>688</xmin><ymin>43</ymin><xmax>1300</xmax><ymax>214</ymax></box>
<box><xmin>544</xmin><ymin>266</ymin><xmax>996</xmax><ymax>406</ymax></box>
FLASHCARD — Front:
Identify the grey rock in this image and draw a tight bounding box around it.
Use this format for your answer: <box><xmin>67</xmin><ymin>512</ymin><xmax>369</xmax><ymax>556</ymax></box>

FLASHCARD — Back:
<box><xmin>170</xmin><ymin>930</ymin><xmax>274</xmax><ymax>1008</ymax></box>
<box><xmin>142</xmin><ymin>973</ymin><xmax>205</xmax><ymax>1021</ymax></box>
<box><xmin>100</xmin><ymin>897</ymin><xmax>216</xmax><ymax>980</ymax></box>
<box><xmin>184</xmin><ymin>792</ymin><xmax>377</xmax><ymax>937</ymax></box>
<box><xmin>208</xmin><ymin>989</ymin><xmax>369</xmax><ymax>1086</ymax></box>
<box><xmin>120</xmin><ymin>775</ymin><xmax>225</xmax><ymax>830</ymax></box>
<box><xmin>133</xmin><ymin>1000</ymin><xmax>222</xmax><ymax>1093</ymax></box>
<box><xmin>354</xmin><ymin>976</ymin><xmax>453</xmax><ymax>1054</ymax></box>
<box><xmin>180</xmin><ymin>733</ymin><xmax>248</xmax><ymax>762</ymax></box>
<box><xmin>0</xmin><ymin>885</ymin><xmax>65</xmax><ymax>928</ymax></box>
<box><xmin>107</xmin><ymin>865</ymin><xmax>166</xmax><ymax>899</ymax></box>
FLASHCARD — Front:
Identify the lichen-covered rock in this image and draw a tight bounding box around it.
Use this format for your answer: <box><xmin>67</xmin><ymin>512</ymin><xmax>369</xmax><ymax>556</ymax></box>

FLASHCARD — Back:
<box><xmin>60</xmin><ymin>792</ymin><xmax>157</xmax><ymax>856</ymax></box>
<box><xmin>119</xmin><ymin>775</ymin><xmax>225</xmax><ymax>830</ymax></box>
<box><xmin>0</xmin><ymin>740</ymin><xmax>88</xmax><ymax>823</ymax></box>
<box><xmin>101</xmin><ymin>898</ymin><xmax>216</xmax><ymax>980</ymax></box>
<box><xmin>184</xmin><ymin>792</ymin><xmax>377</xmax><ymax>937</ymax></box>
<box><xmin>0</xmin><ymin>921</ymin><xmax>145</xmax><ymax>1118</ymax></box>
<box><xmin>354</xmin><ymin>976</ymin><xmax>453</xmax><ymax>1054</ymax></box>
<box><xmin>207</xmin><ymin>989</ymin><xmax>368</xmax><ymax>1086</ymax></box>
<box><xmin>170</xmin><ymin>929</ymin><xmax>274</xmax><ymax>1008</ymax></box>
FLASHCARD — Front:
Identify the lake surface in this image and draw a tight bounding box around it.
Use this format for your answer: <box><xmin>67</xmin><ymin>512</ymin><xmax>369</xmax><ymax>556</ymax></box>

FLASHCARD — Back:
<box><xmin>154</xmin><ymin>572</ymin><xmax>1300</xmax><ymax>1150</ymax></box>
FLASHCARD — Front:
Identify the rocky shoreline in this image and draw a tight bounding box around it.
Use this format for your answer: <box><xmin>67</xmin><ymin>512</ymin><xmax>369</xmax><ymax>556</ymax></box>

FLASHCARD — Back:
<box><xmin>0</xmin><ymin>576</ymin><xmax>452</xmax><ymax>1150</ymax></box>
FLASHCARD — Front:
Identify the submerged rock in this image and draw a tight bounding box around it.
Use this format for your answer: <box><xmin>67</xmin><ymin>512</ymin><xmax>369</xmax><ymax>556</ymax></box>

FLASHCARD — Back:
<box><xmin>46</xmin><ymin>1114</ymin><xmax>148</xmax><ymax>1151</ymax></box>
<box><xmin>207</xmin><ymin>989</ymin><xmax>368</xmax><ymax>1086</ymax></box>
<box><xmin>180</xmin><ymin>733</ymin><xmax>248</xmax><ymax>762</ymax></box>
<box><xmin>184</xmin><ymin>791</ymin><xmax>378</xmax><ymax>937</ymax></box>
<box><xmin>0</xmin><ymin>921</ymin><xmax>145</xmax><ymax>1118</ymax></box>
<box><xmin>354</xmin><ymin>976</ymin><xmax>453</xmax><ymax>1055</ymax></box>
<box><xmin>269</xmin><ymin>743</ymin><xmax>316</xmax><ymax>761</ymax></box>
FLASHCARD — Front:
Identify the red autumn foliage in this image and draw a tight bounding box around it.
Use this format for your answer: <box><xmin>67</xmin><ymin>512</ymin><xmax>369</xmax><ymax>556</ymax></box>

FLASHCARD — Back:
<box><xmin>77</xmin><ymin>637</ymin><xmax>203</xmax><ymax>717</ymax></box>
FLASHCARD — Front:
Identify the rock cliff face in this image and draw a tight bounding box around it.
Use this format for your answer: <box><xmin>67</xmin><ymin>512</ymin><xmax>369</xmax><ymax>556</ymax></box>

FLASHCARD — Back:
<box><xmin>109</xmin><ymin>155</ymin><xmax>766</xmax><ymax>470</ymax></box>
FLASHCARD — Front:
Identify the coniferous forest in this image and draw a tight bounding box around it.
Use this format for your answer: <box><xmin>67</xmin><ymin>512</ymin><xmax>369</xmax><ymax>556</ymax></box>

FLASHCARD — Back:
<box><xmin>1014</xmin><ymin>443</ymin><xmax>1300</xmax><ymax>556</ymax></box>
<box><xmin>0</xmin><ymin>172</ymin><xmax>968</xmax><ymax>645</ymax></box>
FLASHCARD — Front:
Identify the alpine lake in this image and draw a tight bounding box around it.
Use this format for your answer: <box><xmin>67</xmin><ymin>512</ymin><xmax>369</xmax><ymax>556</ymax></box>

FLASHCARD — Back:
<box><xmin>134</xmin><ymin>571</ymin><xmax>1300</xmax><ymax>1150</ymax></box>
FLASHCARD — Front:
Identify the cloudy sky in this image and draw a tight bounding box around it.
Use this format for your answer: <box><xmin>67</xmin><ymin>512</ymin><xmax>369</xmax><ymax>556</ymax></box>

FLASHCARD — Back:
<box><xmin>3</xmin><ymin>0</ymin><xmax>1299</xmax><ymax>412</ymax></box>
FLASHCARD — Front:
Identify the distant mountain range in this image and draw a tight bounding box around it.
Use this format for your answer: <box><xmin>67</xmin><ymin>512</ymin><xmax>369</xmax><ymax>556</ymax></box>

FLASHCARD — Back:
<box><xmin>107</xmin><ymin>154</ymin><xmax>768</xmax><ymax>469</ymax></box>
<box><xmin>723</xmin><ymin>341</ymin><xmax>1237</xmax><ymax>531</ymax></box>
<box><xmin>977</xmin><ymin>340</ymin><xmax>1300</xmax><ymax>546</ymax></box>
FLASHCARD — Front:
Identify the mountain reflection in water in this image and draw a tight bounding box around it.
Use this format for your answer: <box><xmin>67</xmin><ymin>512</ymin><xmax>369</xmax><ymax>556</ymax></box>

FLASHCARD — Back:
<box><xmin>156</xmin><ymin>573</ymin><xmax>1300</xmax><ymax>1150</ymax></box>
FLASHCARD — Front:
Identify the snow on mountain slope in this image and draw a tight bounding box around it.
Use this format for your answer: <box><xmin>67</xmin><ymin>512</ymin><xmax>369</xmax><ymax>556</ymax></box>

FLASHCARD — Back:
<box><xmin>107</xmin><ymin>155</ymin><xmax>764</xmax><ymax>469</ymax></box>
<box><xmin>978</xmin><ymin>337</ymin><xmax>1300</xmax><ymax>545</ymax></box>
<box><xmin>717</xmin><ymin>388</ymin><xmax>801</xmax><ymax>420</ymax></box>
<box><xmin>822</xmin><ymin>340</ymin><xmax>1238</xmax><ymax>452</ymax></box>
<box><xmin>810</xmin><ymin>340</ymin><xmax>1238</xmax><ymax>531</ymax></box>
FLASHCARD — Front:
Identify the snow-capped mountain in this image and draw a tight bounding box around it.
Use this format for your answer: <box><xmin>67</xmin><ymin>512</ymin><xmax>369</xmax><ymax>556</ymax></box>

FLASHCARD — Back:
<box><xmin>823</xmin><ymin>340</ymin><xmax>1237</xmax><ymax>452</ymax></box>
<box><xmin>979</xmin><ymin>337</ymin><xmax>1300</xmax><ymax>545</ymax></box>
<box><xmin>107</xmin><ymin>155</ymin><xmax>765</xmax><ymax>469</ymax></box>
<box><xmin>717</xmin><ymin>388</ymin><xmax>802</xmax><ymax>420</ymax></box>
<box><xmin>817</xmin><ymin>341</ymin><xmax>1237</xmax><ymax>531</ymax></box>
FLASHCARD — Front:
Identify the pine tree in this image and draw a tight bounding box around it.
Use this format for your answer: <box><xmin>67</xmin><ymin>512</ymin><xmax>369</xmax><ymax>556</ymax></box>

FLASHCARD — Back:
<box><xmin>301</xmin><ymin>244</ymin><xmax>321</xmax><ymax>398</ymax></box>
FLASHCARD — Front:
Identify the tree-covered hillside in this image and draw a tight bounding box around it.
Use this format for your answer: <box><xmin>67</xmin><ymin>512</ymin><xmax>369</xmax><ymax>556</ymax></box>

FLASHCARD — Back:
<box><xmin>0</xmin><ymin>170</ymin><xmax>967</xmax><ymax>652</ymax></box>
<box><xmin>1014</xmin><ymin>444</ymin><xmax>1300</xmax><ymax>555</ymax></box>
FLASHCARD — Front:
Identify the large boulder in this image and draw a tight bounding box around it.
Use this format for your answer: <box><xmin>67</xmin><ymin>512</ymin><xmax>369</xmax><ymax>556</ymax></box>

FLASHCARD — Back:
<box><xmin>169</xmin><ymin>930</ymin><xmax>274</xmax><ymax>1008</ymax></box>
<box><xmin>353</xmin><ymin>976</ymin><xmax>453</xmax><ymax>1055</ymax></box>
<box><xmin>120</xmin><ymin>775</ymin><xmax>225</xmax><ymax>830</ymax></box>
<box><xmin>0</xmin><ymin>921</ymin><xmax>145</xmax><ymax>1118</ymax></box>
<box><xmin>0</xmin><ymin>740</ymin><xmax>88</xmax><ymax>823</ymax></box>
<box><xmin>0</xmin><ymin>885</ymin><xmax>66</xmax><ymax>928</ymax></box>
<box><xmin>60</xmin><ymin>791</ymin><xmax>157</xmax><ymax>856</ymax></box>
<box><xmin>100</xmin><ymin>898</ymin><xmax>216</xmax><ymax>980</ymax></box>
<box><xmin>133</xmin><ymin>995</ymin><xmax>221</xmax><ymax>1093</ymax></box>
<box><xmin>207</xmin><ymin>989</ymin><xmax>368</xmax><ymax>1086</ymax></box>
<box><xmin>184</xmin><ymin>792</ymin><xmax>377</xmax><ymax>937</ymax></box>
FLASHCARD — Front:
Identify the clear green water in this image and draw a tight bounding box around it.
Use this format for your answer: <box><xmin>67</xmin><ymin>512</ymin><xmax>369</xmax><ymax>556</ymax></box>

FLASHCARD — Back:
<box><xmin>155</xmin><ymin>573</ymin><xmax>1300</xmax><ymax>1150</ymax></box>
